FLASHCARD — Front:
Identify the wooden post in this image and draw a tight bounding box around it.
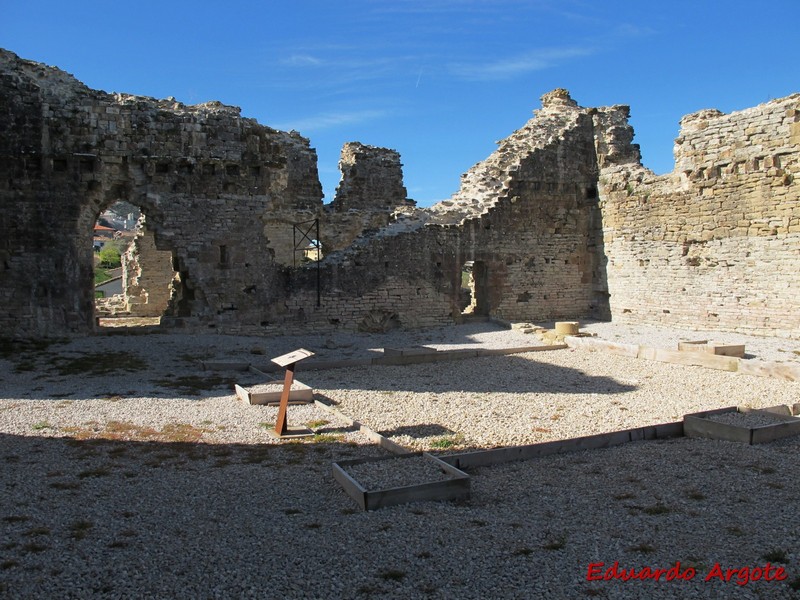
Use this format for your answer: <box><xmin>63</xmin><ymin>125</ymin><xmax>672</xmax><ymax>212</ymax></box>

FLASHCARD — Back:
<box><xmin>274</xmin><ymin>362</ymin><xmax>295</xmax><ymax>436</ymax></box>
<box><xmin>269</xmin><ymin>348</ymin><xmax>314</xmax><ymax>439</ymax></box>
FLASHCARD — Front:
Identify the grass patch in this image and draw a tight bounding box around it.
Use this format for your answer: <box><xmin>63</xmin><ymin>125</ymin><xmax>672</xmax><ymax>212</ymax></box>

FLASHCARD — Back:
<box><xmin>153</xmin><ymin>375</ymin><xmax>234</xmax><ymax>396</ymax></box>
<box><xmin>726</xmin><ymin>525</ymin><xmax>745</xmax><ymax>537</ymax></box>
<box><xmin>429</xmin><ymin>433</ymin><xmax>463</xmax><ymax>449</ymax></box>
<box><xmin>513</xmin><ymin>546</ymin><xmax>534</xmax><ymax>556</ymax></box>
<box><xmin>62</xmin><ymin>420</ymin><xmax>210</xmax><ymax>442</ymax></box>
<box><xmin>306</xmin><ymin>419</ymin><xmax>330</xmax><ymax>429</ymax></box>
<box><xmin>32</xmin><ymin>421</ymin><xmax>53</xmax><ymax>431</ymax></box>
<box><xmin>78</xmin><ymin>467</ymin><xmax>112</xmax><ymax>479</ymax></box>
<box><xmin>68</xmin><ymin>520</ymin><xmax>94</xmax><ymax>540</ymax></box>
<box><xmin>642</xmin><ymin>504</ymin><xmax>671</xmax><ymax>515</ymax></box>
<box><xmin>378</xmin><ymin>569</ymin><xmax>406</xmax><ymax>582</ymax></box>
<box><xmin>2</xmin><ymin>515</ymin><xmax>31</xmax><ymax>524</ymax></box>
<box><xmin>762</xmin><ymin>549</ymin><xmax>789</xmax><ymax>563</ymax></box>
<box><xmin>21</xmin><ymin>542</ymin><xmax>50</xmax><ymax>553</ymax></box>
<box><xmin>49</xmin><ymin>481</ymin><xmax>80</xmax><ymax>492</ymax></box>
<box><xmin>686</xmin><ymin>490</ymin><xmax>706</xmax><ymax>500</ymax></box>
<box><xmin>629</xmin><ymin>543</ymin><xmax>657</xmax><ymax>554</ymax></box>
<box><xmin>54</xmin><ymin>351</ymin><xmax>148</xmax><ymax>377</ymax></box>
<box><xmin>542</xmin><ymin>536</ymin><xmax>567</xmax><ymax>551</ymax></box>
<box><xmin>23</xmin><ymin>526</ymin><xmax>51</xmax><ymax>537</ymax></box>
<box><xmin>0</xmin><ymin>338</ymin><xmax>58</xmax><ymax>361</ymax></box>
<box><xmin>312</xmin><ymin>433</ymin><xmax>344</xmax><ymax>443</ymax></box>
<box><xmin>612</xmin><ymin>492</ymin><xmax>636</xmax><ymax>501</ymax></box>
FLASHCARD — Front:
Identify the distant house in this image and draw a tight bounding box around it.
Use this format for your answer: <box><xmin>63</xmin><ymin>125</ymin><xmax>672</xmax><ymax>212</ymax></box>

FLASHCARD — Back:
<box><xmin>303</xmin><ymin>241</ymin><xmax>323</xmax><ymax>262</ymax></box>
<box><xmin>94</xmin><ymin>224</ymin><xmax>116</xmax><ymax>239</ymax></box>
<box><xmin>93</xmin><ymin>224</ymin><xmax>119</xmax><ymax>252</ymax></box>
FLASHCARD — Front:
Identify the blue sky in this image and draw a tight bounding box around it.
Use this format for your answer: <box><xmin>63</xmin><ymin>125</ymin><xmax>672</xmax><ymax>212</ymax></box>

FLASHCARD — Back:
<box><xmin>3</xmin><ymin>0</ymin><xmax>798</xmax><ymax>206</ymax></box>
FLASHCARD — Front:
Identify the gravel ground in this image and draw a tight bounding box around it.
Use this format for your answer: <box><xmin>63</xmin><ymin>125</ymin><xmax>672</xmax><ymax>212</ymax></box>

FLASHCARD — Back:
<box><xmin>576</xmin><ymin>320</ymin><xmax>800</xmax><ymax>364</ymax></box>
<box><xmin>705</xmin><ymin>411</ymin><xmax>791</xmax><ymax>427</ymax></box>
<box><xmin>1</xmin><ymin>322</ymin><xmax>799</xmax><ymax>599</ymax></box>
<box><xmin>343</xmin><ymin>454</ymin><xmax>457</xmax><ymax>491</ymax></box>
<box><xmin>304</xmin><ymin>347</ymin><xmax>799</xmax><ymax>451</ymax></box>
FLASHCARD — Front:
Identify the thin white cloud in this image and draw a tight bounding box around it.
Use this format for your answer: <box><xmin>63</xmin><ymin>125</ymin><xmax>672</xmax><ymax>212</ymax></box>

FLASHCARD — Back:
<box><xmin>450</xmin><ymin>47</ymin><xmax>594</xmax><ymax>81</ymax></box>
<box><xmin>274</xmin><ymin>109</ymin><xmax>389</xmax><ymax>133</ymax></box>
<box><xmin>283</xmin><ymin>54</ymin><xmax>323</xmax><ymax>67</ymax></box>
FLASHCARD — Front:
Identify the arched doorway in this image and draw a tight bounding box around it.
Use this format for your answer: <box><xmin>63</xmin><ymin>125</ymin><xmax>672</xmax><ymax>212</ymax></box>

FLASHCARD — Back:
<box><xmin>91</xmin><ymin>201</ymin><xmax>181</xmax><ymax>329</ymax></box>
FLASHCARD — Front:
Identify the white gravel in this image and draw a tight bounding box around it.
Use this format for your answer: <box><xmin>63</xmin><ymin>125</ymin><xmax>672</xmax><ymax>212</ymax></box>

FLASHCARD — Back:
<box><xmin>576</xmin><ymin>320</ymin><xmax>800</xmax><ymax>364</ymax></box>
<box><xmin>344</xmin><ymin>454</ymin><xmax>456</xmax><ymax>491</ymax></box>
<box><xmin>1</xmin><ymin>322</ymin><xmax>799</xmax><ymax>598</ymax></box>
<box><xmin>705</xmin><ymin>410</ymin><xmax>791</xmax><ymax>428</ymax></box>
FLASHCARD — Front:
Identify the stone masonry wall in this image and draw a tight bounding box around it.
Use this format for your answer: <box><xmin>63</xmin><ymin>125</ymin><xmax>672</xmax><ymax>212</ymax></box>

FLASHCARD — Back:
<box><xmin>0</xmin><ymin>49</ymin><xmax>323</xmax><ymax>336</ymax></box>
<box><xmin>122</xmin><ymin>222</ymin><xmax>176</xmax><ymax>317</ymax></box>
<box><xmin>3</xmin><ymin>48</ymin><xmax>798</xmax><ymax>339</ymax></box>
<box><xmin>272</xmin><ymin>90</ymin><xmax>605</xmax><ymax>333</ymax></box>
<box><xmin>597</xmin><ymin>95</ymin><xmax>800</xmax><ymax>337</ymax></box>
<box><xmin>262</xmin><ymin>143</ymin><xmax>415</xmax><ymax>266</ymax></box>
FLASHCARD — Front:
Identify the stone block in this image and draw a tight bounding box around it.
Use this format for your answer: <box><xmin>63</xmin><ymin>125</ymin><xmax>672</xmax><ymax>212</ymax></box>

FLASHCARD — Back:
<box><xmin>554</xmin><ymin>321</ymin><xmax>579</xmax><ymax>335</ymax></box>
<box><xmin>234</xmin><ymin>381</ymin><xmax>314</xmax><ymax>405</ymax></box>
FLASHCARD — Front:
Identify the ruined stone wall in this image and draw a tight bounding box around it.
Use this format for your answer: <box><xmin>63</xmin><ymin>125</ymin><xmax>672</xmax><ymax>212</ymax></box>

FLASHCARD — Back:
<box><xmin>598</xmin><ymin>94</ymin><xmax>800</xmax><ymax>337</ymax></box>
<box><xmin>122</xmin><ymin>224</ymin><xmax>175</xmax><ymax>317</ymax></box>
<box><xmin>4</xmin><ymin>48</ymin><xmax>798</xmax><ymax>339</ymax></box>
<box><xmin>262</xmin><ymin>143</ymin><xmax>415</xmax><ymax>266</ymax></box>
<box><xmin>0</xmin><ymin>49</ymin><xmax>323</xmax><ymax>336</ymax></box>
<box><xmin>331</xmin><ymin>142</ymin><xmax>412</xmax><ymax>212</ymax></box>
<box><xmin>274</xmin><ymin>90</ymin><xmax>605</xmax><ymax>332</ymax></box>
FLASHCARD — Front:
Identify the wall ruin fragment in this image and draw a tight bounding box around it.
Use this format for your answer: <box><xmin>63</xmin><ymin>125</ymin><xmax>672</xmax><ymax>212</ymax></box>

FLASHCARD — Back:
<box><xmin>1</xmin><ymin>48</ymin><xmax>798</xmax><ymax>339</ymax></box>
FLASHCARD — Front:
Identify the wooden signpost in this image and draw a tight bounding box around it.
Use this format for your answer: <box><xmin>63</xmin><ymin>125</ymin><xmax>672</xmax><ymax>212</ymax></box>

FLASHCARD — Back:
<box><xmin>271</xmin><ymin>348</ymin><xmax>314</xmax><ymax>438</ymax></box>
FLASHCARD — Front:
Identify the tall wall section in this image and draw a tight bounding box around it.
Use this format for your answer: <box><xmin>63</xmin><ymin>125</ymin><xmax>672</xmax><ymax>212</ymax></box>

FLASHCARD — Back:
<box><xmin>273</xmin><ymin>90</ymin><xmax>607</xmax><ymax>334</ymax></box>
<box><xmin>597</xmin><ymin>95</ymin><xmax>800</xmax><ymax>338</ymax></box>
<box><xmin>0</xmin><ymin>49</ymin><xmax>323</xmax><ymax>336</ymax></box>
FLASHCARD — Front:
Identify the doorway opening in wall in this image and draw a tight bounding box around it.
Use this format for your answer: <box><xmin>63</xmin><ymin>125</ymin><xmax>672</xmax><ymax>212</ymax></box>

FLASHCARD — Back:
<box><xmin>460</xmin><ymin>260</ymin><xmax>489</xmax><ymax>318</ymax></box>
<box><xmin>93</xmin><ymin>201</ymin><xmax>180</xmax><ymax>329</ymax></box>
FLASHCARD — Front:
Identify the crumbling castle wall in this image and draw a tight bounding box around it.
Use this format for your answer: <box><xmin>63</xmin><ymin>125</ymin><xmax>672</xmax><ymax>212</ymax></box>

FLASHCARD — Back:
<box><xmin>262</xmin><ymin>142</ymin><xmax>415</xmax><ymax>266</ymax></box>
<box><xmin>2</xmin><ymin>47</ymin><xmax>798</xmax><ymax>339</ymax></box>
<box><xmin>597</xmin><ymin>94</ymin><xmax>800</xmax><ymax>337</ymax></box>
<box><xmin>274</xmin><ymin>89</ymin><xmax>605</xmax><ymax>334</ymax></box>
<box><xmin>0</xmin><ymin>49</ymin><xmax>322</xmax><ymax>336</ymax></box>
<box><xmin>121</xmin><ymin>222</ymin><xmax>176</xmax><ymax>317</ymax></box>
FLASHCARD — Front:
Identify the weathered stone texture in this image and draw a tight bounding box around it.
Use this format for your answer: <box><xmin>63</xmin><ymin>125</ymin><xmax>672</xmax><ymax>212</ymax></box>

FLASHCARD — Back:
<box><xmin>598</xmin><ymin>94</ymin><xmax>800</xmax><ymax>337</ymax></box>
<box><xmin>2</xmin><ymin>48</ymin><xmax>798</xmax><ymax>339</ymax></box>
<box><xmin>0</xmin><ymin>49</ymin><xmax>323</xmax><ymax>335</ymax></box>
<box><xmin>331</xmin><ymin>142</ymin><xmax>413</xmax><ymax>212</ymax></box>
<box><xmin>122</xmin><ymin>222</ymin><xmax>175</xmax><ymax>317</ymax></box>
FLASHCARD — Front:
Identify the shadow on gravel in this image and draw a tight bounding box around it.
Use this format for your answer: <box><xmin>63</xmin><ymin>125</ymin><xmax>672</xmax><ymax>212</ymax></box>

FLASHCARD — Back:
<box><xmin>0</xmin><ymin>343</ymin><xmax>637</xmax><ymax>401</ymax></box>
<box><xmin>0</xmin><ymin>430</ymin><xmax>391</xmax><ymax>597</ymax></box>
<box><xmin>304</xmin><ymin>354</ymin><xmax>639</xmax><ymax>396</ymax></box>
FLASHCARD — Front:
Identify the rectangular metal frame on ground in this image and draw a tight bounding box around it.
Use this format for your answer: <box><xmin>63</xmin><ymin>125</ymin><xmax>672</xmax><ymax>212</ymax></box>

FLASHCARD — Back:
<box><xmin>332</xmin><ymin>452</ymin><xmax>470</xmax><ymax>511</ymax></box>
<box><xmin>684</xmin><ymin>405</ymin><xmax>800</xmax><ymax>444</ymax></box>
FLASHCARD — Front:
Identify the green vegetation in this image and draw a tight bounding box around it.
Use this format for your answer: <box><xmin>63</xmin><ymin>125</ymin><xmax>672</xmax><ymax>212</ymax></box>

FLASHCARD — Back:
<box><xmin>68</xmin><ymin>520</ymin><xmax>94</xmax><ymax>540</ymax></box>
<box><xmin>55</xmin><ymin>351</ymin><xmax>147</xmax><ymax>377</ymax></box>
<box><xmin>762</xmin><ymin>549</ymin><xmax>789</xmax><ymax>563</ymax></box>
<box><xmin>98</xmin><ymin>241</ymin><xmax>123</xmax><ymax>269</ymax></box>
<box><xmin>378</xmin><ymin>569</ymin><xmax>406</xmax><ymax>581</ymax></box>
<box><xmin>94</xmin><ymin>268</ymin><xmax>114</xmax><ymax>285</ymax></box>
<box><xmin>429</xmin><ymin>433</ymin><xmax>464</xmax><ymax>449</ymax></box>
